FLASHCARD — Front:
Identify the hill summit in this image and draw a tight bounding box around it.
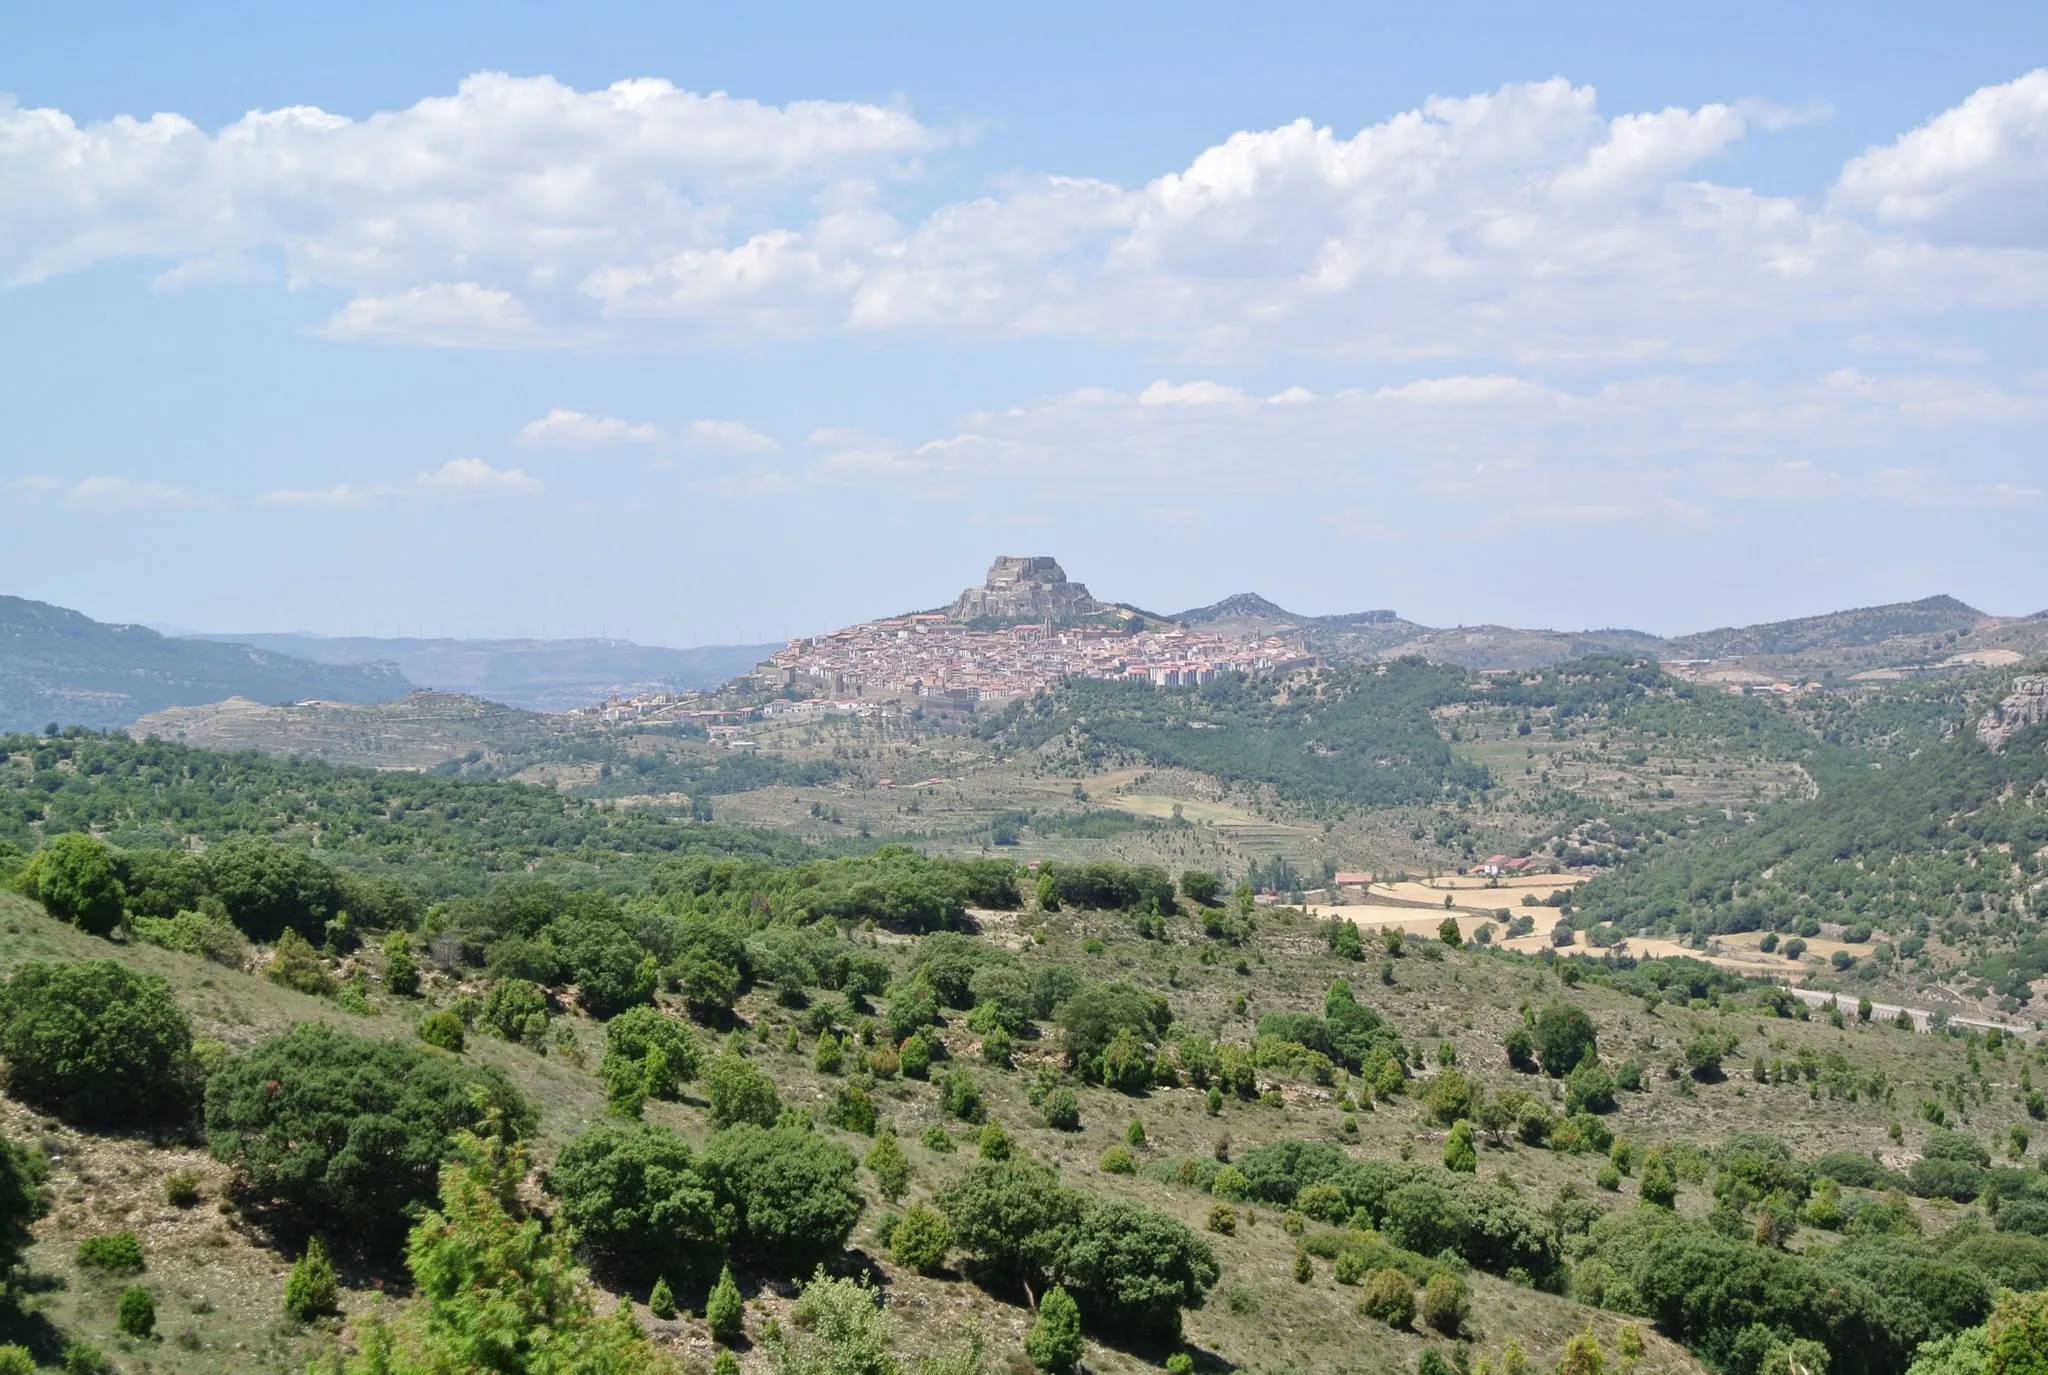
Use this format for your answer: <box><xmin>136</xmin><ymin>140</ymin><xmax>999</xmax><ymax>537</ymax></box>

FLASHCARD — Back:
<box><xmin>947</xmin><ymin>556</ymin><xmax>1102</xmax><ymax>625</ymax></box>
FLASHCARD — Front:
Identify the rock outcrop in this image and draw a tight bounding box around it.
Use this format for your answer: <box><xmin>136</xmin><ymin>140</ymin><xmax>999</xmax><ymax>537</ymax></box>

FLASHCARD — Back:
<box><xmin>1979</xmin><ymin>674</ymin><xmax>2048</xmax><ymax>752</ymax></box>
<box><xmin>948</xmin><ymin>557</ymin><xmax>1101</xmax><ymax>625</ymax></box>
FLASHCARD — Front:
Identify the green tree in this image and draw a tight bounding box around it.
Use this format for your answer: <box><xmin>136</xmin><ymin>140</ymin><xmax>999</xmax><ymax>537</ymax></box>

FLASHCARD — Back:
<box><xmin>284</xmin><ymin>1237</ymin><xmax>339</xmax><ymax>1321</ymax></box>
<box><xmin>0</xmin><ymin>959</ymin><xmax>195</xmax><ymax>1127</ymax></box>
<box><xmin>936</xmin><ymin>1159</ymin><xmax>1086</xmax><ymax>1297</ymax></box>
<box><xmin>336</xmin><ymin>1129</ymin><xmax>668</xmax><ymax>1375</ymax></box>
<box><xmin>1444</xmin><ymin>1120</ymin><xmax>1478</xmax><ymax>1173</ymax></box>
<box><xmin>382</xmin><ymin>930</ymin><xmax>421</xmax><ymax>997</ymax></box>
<box><xmin>706</xmin><ymin>1263</ymin><xmax>746</xmax><ymax>1344</ymax></box>
<box><xmin>1057</xmin><ymin>1200</ymin><xmax>1219</xmax><ymax>1340</ymax></box>
<box><xmin>1026</xmin><ymin>1285</ymin><xmax>1085</xmax><ymax>1373</ymax></box>
<box><xmin>602</xmin><ymin>1005</ymin><xmax>704</xmax><ymax>1100</ymax></box>
<box><xmin>705</xmin><ymin>1052</ymin><xmax>783</xmax><ymax>1128</ymax></box>
<box><xmin>418</xmin><ymin>1009</ymin><xmax>465</xmax><ymax>1053</ymax></box>
<box><xmin>115</xmin><ymin>1285</ymin><xmax>155</xmax><ymax>1338</ymax></box>
<box><xmin>480</xmin><ymin>978</ymin><xmax>551</xmax><ymax>1046</ymax></box>
<box><xmin>699</xmin><ymin>1124</ymin><xmax>863</xmax><ymax>1275</ymax></box>
<box><xmin>23</xmin><ymin>834</ymin><xmax>124</xmax><ymax>935</ymax></box>
<box><xmin>1359</xmin><ymin>1269</ymin><xmax>1415</xmax><ymax>1327</ymax></box>
<box><xmin>1438</xmin><ymin>918</ymin><xmax>1463</xmax><ymax>948</ymax></box>
<box><xmin>204</xmin><ymin>1022</ymin><xmax>533</xmax><ymax>1255</ymax></box>
<box><xmin>1534</xmin><ymin>1004</ymin><xmax>1597</xmax><ymax>1077</ymax></box>
<box><xmin>890</xmin><ymin>1202</ymin><xmax>954</xmax><ymax>1276</ymax></box>
<box><xmin>866</xmin><ymin>1132</ymin><xmax>910</xmax><ymax>1202</ymax></box>
<box><xmin>768</xmin><ymin>1269</ymin><xmax>897</xmax><ymax>1375</ymax></box>
<box><xmin>546</xmin><ymin>1120</ymin><xmax>728</xmax><ymax>1286</ymax></box>
<box><xmin>1421</xmin><ymin>1272</ymin><xmax>1469</xmax><ymax>1335</ymax></box>
<box><xmin>648</xmin><ymin>1276</ymin><xmax>677</xmax><ymax>1320</ymax></box>
<box><xmin>944</xmin><ymin>1069</ymin><xmax>986</xmax><ymax>1123</ymax></box>
<box><xmin>0</xmin><ymin>1131</ymin><xmax>46</xmax><ymax>1276</ymax></box>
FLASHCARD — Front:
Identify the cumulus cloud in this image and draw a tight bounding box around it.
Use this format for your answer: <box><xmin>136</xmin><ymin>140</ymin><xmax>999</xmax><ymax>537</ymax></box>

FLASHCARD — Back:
<box><xmin>519</xmin><ymin>408</ymin><xmax>661</xmax><ymax>446</ymax></box>
<box><xmin>1834</xmin><ymin>69</ymin><xmax>2048</xmax><ymax>245</ymax></box>
<box><xmin>6</xmin><ymin>71</ymin><xmax>2048</xmax><ymax>357</ymax></box>
<box><xmin>781</xmin><ymin>370</ymin><xmax>2047</xmax><ymax>524</ymax></box>
<box><xmin>260</xmin><ymin>459</ymin><xmax>540</xmax><ymax>507</ymax></box>
<box><xmin>414</xmin><ymin>458</ymin><xmax>540</xmax><ymax>493</ymax></box>
<box><xmin>684</xmin><ymin>419</ymin><xmax>782</xmax><ymax>453</ymax></box>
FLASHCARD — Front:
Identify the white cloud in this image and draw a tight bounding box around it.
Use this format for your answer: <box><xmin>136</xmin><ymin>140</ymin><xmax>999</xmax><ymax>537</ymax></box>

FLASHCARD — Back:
<box><xmin>66</xmin><ymin>475</ymin><xmax>195</xmax><ymax>507</ymax></box>
<box><xmin>414</xmin><ymin>458</ymin><xmax>540</xmax><ymax>494</ymax></box>
<box><xmin>5</xmin><ymin>71</ymin><xmax>2048</xmax><ymax>357</ymax></box>
<box><xmin>685</xmin><ymin>419</ymin><xmax>782</xmax><ymax>454</ymax></box>
<box><xmin>1834</xmin><ymin>70</ymin><xmax>2048</xmax><ymax>245</ymax></box>
<box><xmin>519</xmin><ymin>408</ymin><xmax>661</xmax><ymax>446</ymax></box>
<box><xmin>258</xmin><ymin>484</ymin><xmax>368</xmax><ymax>507</ymax></box>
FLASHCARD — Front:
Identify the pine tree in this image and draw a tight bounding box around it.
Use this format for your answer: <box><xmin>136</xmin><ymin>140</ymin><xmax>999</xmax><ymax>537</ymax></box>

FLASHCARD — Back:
<box><xmin>865</xmin><ymin>1131</ymin><xmax>910</xmax><ymax>1203</ymax></box>
<box><xmin>706</xmin><ymin>1263</ymin><xmax>745</xmax><ymax>1344</ymax></box>
<box><xmin>648</xmin><ymin>1276</ymin><xmax>677</xmax><ymax>1320</ymax></box>
<box><xmin>283</xmin><ymin>1237</ymin><xmax>338</xmax><ymax>1321</ymax></box>
<box><xmin>1025</xmin><ymin>1285</ymin><xmax>1085</xmax><ymax>1373</ymax></box>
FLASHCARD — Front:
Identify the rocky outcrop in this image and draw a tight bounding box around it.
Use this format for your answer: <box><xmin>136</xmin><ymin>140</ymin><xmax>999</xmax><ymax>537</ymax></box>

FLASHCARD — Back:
<box><xmin>948</xmin><ymin>557</ymin><xmax>1101</xmax><ymax>625</ymax></box>
<box><xmin>1979</xmin><ymin>675</ymin><xmax>2048</xmax><ymax>752</ymax></box>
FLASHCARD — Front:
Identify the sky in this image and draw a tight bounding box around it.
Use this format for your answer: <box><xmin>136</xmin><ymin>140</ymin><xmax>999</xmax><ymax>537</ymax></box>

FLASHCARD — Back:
<box><xmin>5</xmin><ymin>1</ymin><xmax>2048</xmax><ymax>646</ymax></box>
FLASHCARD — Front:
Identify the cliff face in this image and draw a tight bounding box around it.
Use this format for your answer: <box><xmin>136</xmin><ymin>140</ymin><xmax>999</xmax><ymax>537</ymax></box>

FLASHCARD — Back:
<box><xmin>948</xmin><ymin>556</ymin><xmax>1101</xmax><ymax>624</ymax></box>
<box><xmin>1979</xmin><ymin>675</ymin><xmax>2048</xmax><ymax>752</ymax></box>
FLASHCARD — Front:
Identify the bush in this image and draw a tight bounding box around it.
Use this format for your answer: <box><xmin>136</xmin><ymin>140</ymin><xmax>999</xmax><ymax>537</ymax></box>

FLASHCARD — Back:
<box><xmin>283</xmin><ymin>1237</ymin><xmax>338</xmax><ymax>1321</ymax></box>
<box><xmin>1534</xmin><ymin>1005</ymin><xmax>1597</xmax><ymax>1077</ymax></box>
<box><xmin>547</xmin><ymin>1120</ymin><xmax>725</xmax><ymax>1285</ymax></box>
<box><xmin>1566</xmin><ymin>1061</ymin><xmax>1617</xmax><ymax>1115</ymax></box>
<box><xmin>478</xmin><ymin>978</ymin><xmax>550</xmax><ymax>1046</ymax></box>
<box><xmin>866</xmin><ymin>1132</ymin><xmax>910</xmax><ymax>1201</ymax></box>
<box><xmin>162</xmin><ymin>1168</ymin><xmax>202</xmax><ymax>1208</ymax></box>
<box><xmin>418</xmin><ymin>1009</ymin><xmax>466</xmax><ymax>1052</ymax></box>
<box><xmin>704</xmin><ymin>1053</ymin><xmax>782</xmax><ymax>1128</ymax></box>
<box><xmin>889</xmin><ymin>1202</ymin><xmax>953</xmax><ymax>1275</ymax></box>
<box><xmin>0</xmin><ymin>1346</ymin><xmax>32</xmax><ymax>1375</ymax></box>
<box><xmin>76</xmin><ymin>1231</ymin><xmax>143</xmax><ymax>1274</ymax></box>
<box><xmin>1099</xmin><ymin>1145</ymin><xmax>1136</xmax><ymax>1175</ymax></box>
<box><xmin>648</xmin><ymin>1276</ymin><xmax>677</xmax><ymax>1320</ymax></box>
<box><xmin>24</xmin><ymin>833</ymin><xmax>125</xmax><ymax>935</ymax></box>
<box><xmin>1040</xmin><ymin>1087</ymin><xmax>1081</xmax><ymax>1131</ymax></box>
<box><xmin>1421</xmin><ymin>1271</ymin><xmax>1469</xmax><ymax>1335</ymax></box>
<box><xmin>1059</xmin><ymin>1200</ymin><xmax>1218</xmax><ymax>1339</ymax></box>
<box><xmin>1359</xmin><ymin>1268</ymin><xmax>1415</xmax><ymax>1327</ymax></box>
<box><xmin>115</xmin><ymin>1285</ymin><xmax>155</xmax><ymax>1338</ymax></box>
<box><xmin>943</xmin><ymin>1069</ymin><xmax>986</xmax><ymax>1123</ymax></box>
<box><xmin>132</xmin><ymin>909</ymin><xmax>248</xmax><ymax>967</ymax></box>
<box><xmin>1027</xmin><ymin>1287</ymin><xmax>1087</xmax><ymax>1372</ymax></box>
<box><xmin>0</xmin><ymin>959</ymin><xmax>196</xmax><ymax>1127</ymax></box>
<box><xmin>1504</xmin><ymin>1025</ymin><xmax>1537</xmax><ymax>1072</ymax></box>
<box><xmin>978</xmin><ymin>1120</ymin><xmax>1014</xmax><ymax>1161</ymax></box>
<box><xmin>706</xmin><ymin>1263</ymin><xmax>744</xmax><ymax>1343</ymax></box>
<box><xmin>1207</xmin><ymin>1203</ymin><xmax>1238</xmax><ymax>1234</ymax></box>
<box><xmin>382</xmin><ymin>931</ymin><xmax>421</xmax><ymax>996</ymax></box>
<box><xmin>264</xmin><ymin>930</ymin><xmax>336</xmax><ymax>996</ymax></box>
<box><xmin>1444</xmin><ymin>1120</ymin><xmax>1477</xmax><ymax>1174</ymax></box>
<box><xmin>203</xmin><ymin>1022</ymin><xmax>533</xmax><ymax>1255</ymax></box>
<box><xmin>699</xmin><ymin>1124</ymin><xmax>863</xmax><ymax>1275</ymax></box>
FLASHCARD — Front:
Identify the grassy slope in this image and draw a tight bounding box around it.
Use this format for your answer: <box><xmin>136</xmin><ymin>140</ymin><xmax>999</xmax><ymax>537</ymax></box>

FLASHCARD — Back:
<box><xmin>8</xmin><ymin>874</ymin><xmax>2036</xmax><ymax>1375</ymax></box>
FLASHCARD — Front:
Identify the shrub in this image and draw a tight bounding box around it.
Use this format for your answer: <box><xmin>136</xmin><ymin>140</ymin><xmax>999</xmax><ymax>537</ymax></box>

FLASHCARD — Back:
<box><xmin>1040</xmin><ymin>1087</ymin><xmax>1081</xmax><ymax>1131</ymax></box>
<box><xmin>1212</xmin><ymin>1165</ymin><xmax>1250</xmax><ymax>1202</ymax></box>
<box><xmin>1207</xmin><ymin>1203</ymin><xmax>1238</xmax><ymax>1234</ymax></box>
<box><xmin>1444</xmin><ymin>1120</ymin><xmax>1477</xmax><ymax>1174</ymax></box>
<box><xmin>283</xmin><ymin>1238</ymin><xmax>338</xmax><ymax>1321</ymax></box>
<box><xmin>0</xmin><ymin>959</ymin><xmax>196</xmax><ymax>1127</ymax></box>
<box><xmin>1566</xmin><ymin>1062</ymin><xmax>1617</xmax><ymax>1115</ymax></box>
<box><xmin>264</xmin><ymin>930</ymin><xmax>336</xmax><ymax>996</ymax></box>
<box><xmin>382</xmin><ymin>930</ymin><xmax>421</xmax><ymax>996</ymax></box>
<box><xmin>1534</xmin><ymin>1005</ymin><xmax>1597</xmax><ymax>1077</ymax></box>
<box><xmin>826</xmin><ymin>1081</ymin><xmax>878</xmax><ymax>1136</ymax></box>
<box><xmin>865</xmin><ymin>1132</ymin><xmax>909</xmax><ymax>1202</ymax></box>
<box><xmin>1099</xmin><ymin>1145</ymin><xmax>1137</xmax><ymax>1175</ymax></box>
<box><xmin>418</xmin><ymin>1009</ymin><xmax>466</xmax><ymax>1052</ymax></box>
<box><xmin>204</xmin><ymin>1022</ymin><xmax>533</xmax><ymax>1255</ymax></box>
<box><xmin>1359</xmin><ymin>1268</ymin><xmax>1415</xmax><ymax>1327</ymax></box>
<box><xmin>1026</xmin><ymin>1285</ymin><xmax>1085</xmax><ymax>1373</ymax></box>
<box><xmin>132</xmin><ymin>909</ymin><xmax>248</xmax><ymax>967</ymax></box>
<box><xmin>943</xmin><ymin>1068</ymin><xmax>986</xmax><ymax>1123</ymax></box>
<box><xmin>699</xmin><ymin>1124</ymin><xmax>863</xmax><ymax>1275</ymax></box>
<box><xmin>898</xmin><ymin>1030</ymin><xmax>935</xmax><ymax>1080</ymax></box>
<box><xmin>981</xmin><ymin>1024</ymin><xmax>1014</xmax><ymax>1068</ymax></box>
<box><xmin>1059</xmin><ymin>1200</ymin><xmax>1219</xmax><ymax>1339</ymax></box>
<box><xmin>598</xmin><ymin>1006</ymin><xmax>699</xmax><ymax>1095</ymax></box>
<box><xmin>978</xmin><ymin>1121</ymin><xmax>1013</xmax><ymax>1161</ymax></box>
<box><xmin>24</xmin><ymin>833</ymin><xmax>125</xmax><ymax>935</ymax></box>
<box><xmin>162</xmin><ymin>1168</ymin><xmax>202</xmax><ymax>1208</ymax></box>
<box><xmin>0</xmin><ymin>1346</ymin><xmax>31</xmax><ymax>1375</ymax></box>
<box><xmin>115</xmin><ymin>1286</ymin><xmax>155</xmax><ymax>1338</ymax></box>
<box><xmin>920</xmin><ymin>1125</ymin><xmax>955</xmax><ymax>1154</ymax></box>
<box><xmin>706</xmin><ymin>1263</ymin><xmax>745</xmax><ymax>1343</ymax></box>
<box><xmin>1421</xmin><ymin>1271</ymin><xmax>1469</xmax><ymax>1334</ymax></box>
<box><xmin>890</xmin><ymin>1202</ymin><xmax>954</xmax><ymax>1275</ymax></box>
<box><xmin>547</xmin><ymin>1120</ymin><xmax>725</xmax><ymax>1286</ymax></box>
<box><xmin>480</xmin><ymin>978</ymin><xmax>550</xmax><ymax>1046</ymax></box>
<box><xmin>704</xmin><ymin>1053</ymin><xmax>782</xmax><ymax>1128</ymax></box>
<box><xmin>1504</xmin><ymin>1025</ymin><xmax>1537</xmax><ymax>1072</ymax></box>
<box><xmin>76</xmin><ymin>1231</ymin><xmax>144</xmax><ymax>1274</ymax></box>
<box><xmin>648</xmin><ymin>1276</ymin><xmax>677</xmax><ymax>1320</ymax></box>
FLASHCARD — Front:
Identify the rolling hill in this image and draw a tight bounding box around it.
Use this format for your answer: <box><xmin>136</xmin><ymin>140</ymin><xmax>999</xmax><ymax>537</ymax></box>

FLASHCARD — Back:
<box><xmin>0</xmin><ymin>596</ymin><xmax>409</xmax><ymax>732</ymax></box>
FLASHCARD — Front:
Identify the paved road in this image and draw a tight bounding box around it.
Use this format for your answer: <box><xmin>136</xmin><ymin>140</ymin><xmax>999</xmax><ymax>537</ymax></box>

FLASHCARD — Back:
<box><xmin>1782</xmin><ymin>984</ymin><xmax>2033</xmax><ymax>1037</ymax></box>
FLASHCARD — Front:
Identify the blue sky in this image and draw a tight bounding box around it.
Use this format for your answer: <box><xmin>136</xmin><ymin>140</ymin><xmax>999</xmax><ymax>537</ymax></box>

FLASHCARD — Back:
<box><xmin>5</xmin><ymin>1</ymin><xmax>2048</xmax><ymax>645</ymax></box>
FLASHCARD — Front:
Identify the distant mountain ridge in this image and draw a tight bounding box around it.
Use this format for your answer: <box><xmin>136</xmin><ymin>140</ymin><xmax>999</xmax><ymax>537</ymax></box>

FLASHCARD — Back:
<box><xmin>0</xmin><ymin>595</ymin><xmax>410</xmax><ymax>732</ymax></box>
<box><xmin>186</xmin><ymin>633</ymin><xmax>780</xmax><ymax>713</ymax></box>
